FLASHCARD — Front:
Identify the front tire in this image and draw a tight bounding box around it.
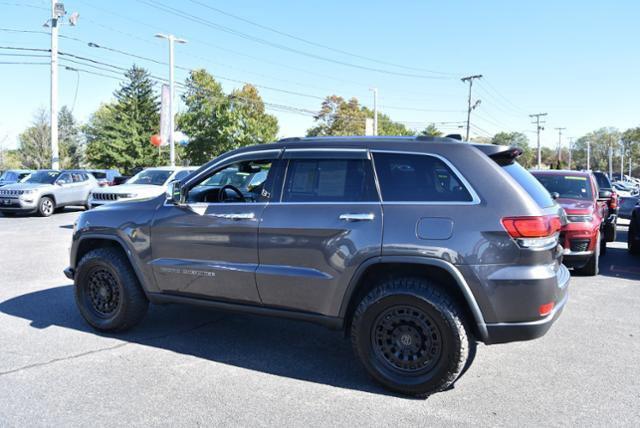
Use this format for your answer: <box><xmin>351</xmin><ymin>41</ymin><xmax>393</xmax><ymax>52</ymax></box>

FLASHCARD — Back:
<box><xmin>37</xmin><ymin>196</ymin><xmax>54</xmax><ymax>217</ymax></box>
<box><xmin>629</xmin><ymin>219</ymin><xmax>640</xmax><ymax>255</ymax></box>
<box><xmin>351</xmin><ymin>277</ymin><xmax>473</xmax><ymax>397</ymax></box>
<box><xmin>575</xmin><ymin>232</ymin><xmax>600</xmax><ymax>276</ymax></box>
<box><xmin>74</xmin><ymin>247</ymin><xmax>149</xmax><ymax>332</ymax></box>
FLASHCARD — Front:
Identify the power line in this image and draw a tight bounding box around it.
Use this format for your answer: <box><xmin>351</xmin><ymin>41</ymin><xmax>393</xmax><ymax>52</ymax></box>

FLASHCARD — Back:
<box><xmin>186</xmin><ymin>0</ymin><xmax>457</xmax><ymax>77</ymax></box>
<box><xmin>134</xmin><ymin>0</ymin><xmax>454</xmax><ymax>80</ymax></box>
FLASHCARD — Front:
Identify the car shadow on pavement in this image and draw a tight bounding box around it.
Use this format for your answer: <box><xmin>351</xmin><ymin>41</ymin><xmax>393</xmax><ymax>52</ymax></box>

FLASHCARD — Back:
<box><xmin>0</xmin><ymin>284</ymin><xmax>448</xmax><ymax>398</ymax></box>
<box><xmin>599</xmin><ymin>227</ymin><xmax>640</xmax><ymax>281</ymax></box>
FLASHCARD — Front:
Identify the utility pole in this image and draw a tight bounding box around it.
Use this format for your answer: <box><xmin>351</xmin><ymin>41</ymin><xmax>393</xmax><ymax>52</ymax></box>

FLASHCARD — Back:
<box><xmin>50</xmin><ymin>0</ymin><xmax>61</xmax><ymax>170</ymax></box>
<box><xmin>461</xmin><ymin>74</ymin><xmax>482</xmax><ymax>141</ymax></box>
<box><xmin>370</xmin><ymin>88</ymin><xmax>378</xmax><ymax>136</ymax></box>
<box><xmin>554</xmin><ymin>127</ymin><xmax>566</xmax><ymax>164</ymax></box>
<box><xmin>620</xmin><ymin>140</ymin><xmax>624</xmax><ymax>181</ymax></box>
<box><xmin>155</xmin><ymin>33</ymin><xmax>187</xmax><ymax>167</ymax></box>
<box><xmin>608</xmin><ymin>145</ymin><xmax>613</xmax><ymax>181</ymax></box>
<box><xmin>568</xmin><ymin>137</ymin><xmax>573</xmax><ymax>170</ymax></box>
<box><xmin>529</xmin><ymin>113</ymin><xmax>547</xmax><ymax>169</ymax></box>
<box><xmin>46</xmin><ymin>2</ymin><xmax>78</xmax><ymax>170</ymax></box>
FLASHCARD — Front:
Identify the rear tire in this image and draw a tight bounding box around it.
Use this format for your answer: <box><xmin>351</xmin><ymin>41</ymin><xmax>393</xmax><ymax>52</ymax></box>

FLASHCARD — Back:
<box><xmin>351</xmin><ymin>276</ymin><xmax>473</xmax><ymax>397</ymax></box>
<box><xmin>37</xmin><ymin>196</ymin><xmax>55</xmax><ymax>217</ymax></box>
<box><xmin>575</xmin><ymin>232</ymin><xmax>600</xmax><ymax>276</ymax></box>
<box><xmin>629</xmin><ymin>220</ymin><xmax>640</xmax><ymax>255</ymax></box>
<box><xmin>74</xmin><ymin>247</ymin><xmax>149</xmax><ymax>332</ymax></box>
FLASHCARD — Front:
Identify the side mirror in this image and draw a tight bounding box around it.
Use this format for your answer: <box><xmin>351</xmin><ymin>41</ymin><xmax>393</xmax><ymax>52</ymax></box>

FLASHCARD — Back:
<box><xmin>166</xmin><ymin>180</ymin><xmax>184</xmax><ymax>205</ymax></box>
<box><xmin>550</xmin><ymin>192</ymin><xmax>560</xmax><ymax>200</ymax></box>
<box><xmin>598</xmin><ymin>190</ymin><xmax>612</xmax><ymax>201</ymax></box>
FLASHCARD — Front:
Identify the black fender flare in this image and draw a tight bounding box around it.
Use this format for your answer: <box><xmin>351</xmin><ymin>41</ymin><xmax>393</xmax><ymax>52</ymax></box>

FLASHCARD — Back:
<box><xmin>340</xmin><ymin>255</ymin><xmax>488</xmax><ymax>342</ymax></box>
<box><xmin>72</xmin><ymin>233</ymin><xmax>153</xmax><ymax>298</ymax></box>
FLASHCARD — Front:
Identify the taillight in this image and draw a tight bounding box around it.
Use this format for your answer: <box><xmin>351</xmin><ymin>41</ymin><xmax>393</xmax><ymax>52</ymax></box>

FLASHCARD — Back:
<box><xmin>501</xmin><ymin>215</ymin><xmax>561</xmax><ymax>249</ymax></box>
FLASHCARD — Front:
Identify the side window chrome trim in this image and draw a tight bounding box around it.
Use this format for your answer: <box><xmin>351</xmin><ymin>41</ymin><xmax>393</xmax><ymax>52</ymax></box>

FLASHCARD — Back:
<box><xmin>183</xmin><ymin>149</ymin><xmax>283</xmax><ymax>189</ymax></box>
<box><xmin>370</xmin><ymin>149</ymin><xmax>481</xmax><ymax>205</ymax></box>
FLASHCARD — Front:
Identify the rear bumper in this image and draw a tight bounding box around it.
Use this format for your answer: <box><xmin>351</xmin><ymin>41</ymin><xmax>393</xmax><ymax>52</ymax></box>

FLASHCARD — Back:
<box><xmin>483</xmin><ymin>263</ymin><xmax>570</xmax><ymax>344</ymax></box>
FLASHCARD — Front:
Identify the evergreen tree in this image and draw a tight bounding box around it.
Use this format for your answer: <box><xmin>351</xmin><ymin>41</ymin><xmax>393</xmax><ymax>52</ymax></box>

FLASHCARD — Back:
<box><xmin>58</xmin><ymin>106</ymin><xmax>82</xmax><ymax>168</ymax></box>
<box><xmin>84</xmin><ymin>65</ymin><xmax>160</xmax><ymax>173</ymax></box>
<box><xmin>18</xmin><ymin>109</ymin><xmax>51</xmax><ymax>169</ymax></box>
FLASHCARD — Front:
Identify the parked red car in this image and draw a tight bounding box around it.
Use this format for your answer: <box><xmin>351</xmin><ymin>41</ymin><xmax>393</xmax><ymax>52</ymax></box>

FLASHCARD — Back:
<box><xmin>531</xmin><ymin>170</ymin><xmax>609</xmax><ymax>275</ymax></box>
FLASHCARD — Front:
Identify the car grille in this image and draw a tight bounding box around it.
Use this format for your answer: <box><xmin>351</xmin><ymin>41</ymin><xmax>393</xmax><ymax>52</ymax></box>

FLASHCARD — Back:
<box><xmin>0</xmin><ymin>189</ymin><xmax>24</xmax><ymax>196</ymax></box>
<box><xmin>570</xmin><ymin>239</ymin><xmax>590</xmax><ymax>252</ymax></box>
<box><xmin>92</xmin><ymin>193</ymin><xmax>120</xmax><ymax>201</ymax></box>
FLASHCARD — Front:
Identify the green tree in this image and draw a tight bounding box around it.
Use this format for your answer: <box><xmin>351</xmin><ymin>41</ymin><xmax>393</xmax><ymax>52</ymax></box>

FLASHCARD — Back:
<box><xmin>18</xmin><ymin>109</ymin><xmax>51</xmax><ymax>169</ymax></box>
<box><xmin>84</xmin><ymin>65</ymin><xmax>161</xmax><ymax>173</ymax></box>
<box><xmin>419</xmin><ymin>123</ymin><xmax>443</xmax><ymax>137</ymax></box>
<box><xmin>178</xmin><ymin>71</ymin><xmax>278</xmax><ymax>165</ymax></box>
<box><xmin>58</xmin><ymin>106</ymin><xmax>82</xmax><ymax>168</ymax></box>
<box><xmin>307</xmin><ymin>95</ymin><xmax>414</xmax><ymax>137</ymax></box>
<box><xmin>491</xmin><ymin>131</ymin><xmax>534</xmax><ymax>167</ymax></box>
<box><xmin>571</xmin><ymin>127</ymin><xmax>621</xmax><ymax>172</ymax></box>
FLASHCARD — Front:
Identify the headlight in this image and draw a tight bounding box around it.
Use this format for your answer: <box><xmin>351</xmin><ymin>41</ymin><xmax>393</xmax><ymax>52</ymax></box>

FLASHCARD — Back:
<box><xmin>120</xmin><ymin>193</ymin><xmax>138</xmax><ymax>199</ymax></box>
<box><xmin>567</xmin><ymin>215</ymin><xmax>593</xmax><ymax>223</ymax></box>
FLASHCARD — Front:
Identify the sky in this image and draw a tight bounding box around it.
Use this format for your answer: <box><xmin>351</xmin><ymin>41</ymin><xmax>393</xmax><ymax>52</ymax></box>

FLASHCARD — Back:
<box><xmin>0</xmin><ymin>0</ymin><xmax>639</xmax><ymax>152</ymax></box>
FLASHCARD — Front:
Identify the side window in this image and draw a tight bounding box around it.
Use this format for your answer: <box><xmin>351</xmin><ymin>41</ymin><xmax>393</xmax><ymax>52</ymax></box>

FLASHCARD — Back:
<box><xmin>174</xmin><ymin>170</ymin><xmax>191</xmax><ymax>181</ymax></box>
<box><xmin>282</xmin><ymin>159</ymin><xmax>378</xmax><ymax>203</ymax></box>
<box><xmin>57</xmin><ymin>173</ymin><xmax>72</xmax><ymax>185</ymax></box>
<box><xmin>72</xmin><ymin>173</ymin><xmax>84</xmax><ymax>182</ymax></box>
<box><xmin>187</xmin><ymin>159</ymin><xmax>274</xmax><ymax>204</ymax></box>
<box><xmin>373</xmin><ymin>153</ymin><xmax>473</xmax><ymax>202</ymax></box>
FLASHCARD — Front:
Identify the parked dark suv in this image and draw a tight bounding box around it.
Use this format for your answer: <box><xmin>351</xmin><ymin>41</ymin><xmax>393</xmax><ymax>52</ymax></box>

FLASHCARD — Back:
<box><xmin>64</xmin><ymin>136</ymin><xmax>570</xmax><ymax>397</ymax></box>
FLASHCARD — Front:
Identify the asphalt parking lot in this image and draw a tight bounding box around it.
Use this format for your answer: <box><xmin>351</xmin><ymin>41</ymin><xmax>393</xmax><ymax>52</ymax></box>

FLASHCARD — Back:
<box><xmin>0</xmin><ymin>209</ymin><xmax>639</xmax><ymax>427</ymax></box>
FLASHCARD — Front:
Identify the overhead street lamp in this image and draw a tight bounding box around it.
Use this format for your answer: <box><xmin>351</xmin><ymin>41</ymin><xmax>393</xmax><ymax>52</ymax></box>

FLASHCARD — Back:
<box><xmin>154</xmin><ymin>33</ymin><xmax>187</xmax><ymax>167</ymax></box>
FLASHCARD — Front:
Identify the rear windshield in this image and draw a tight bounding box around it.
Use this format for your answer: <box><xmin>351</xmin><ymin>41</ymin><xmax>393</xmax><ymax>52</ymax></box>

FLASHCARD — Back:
<box><xmin>502</xmin><ymin>163</ymin><xmax>554</xmax><ymax>208</ymax></box>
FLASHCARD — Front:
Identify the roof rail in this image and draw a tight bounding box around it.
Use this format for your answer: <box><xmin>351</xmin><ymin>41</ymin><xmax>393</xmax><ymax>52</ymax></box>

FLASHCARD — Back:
<box><xmin>277</xmin><ymin>137</ymin><xmax>302</xmax><ymax>143</ymax></box>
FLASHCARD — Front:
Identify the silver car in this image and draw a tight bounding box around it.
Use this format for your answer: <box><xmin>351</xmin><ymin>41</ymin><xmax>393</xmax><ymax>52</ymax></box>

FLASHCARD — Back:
<box><xmin>0</xmin><ymin>170</ymin><xmax>97</xmax><ymax>217</ymax></box>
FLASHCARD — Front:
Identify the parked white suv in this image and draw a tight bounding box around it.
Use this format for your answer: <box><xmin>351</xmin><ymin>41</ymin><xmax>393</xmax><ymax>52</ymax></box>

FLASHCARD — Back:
<box><xmin>88</xmin><ymin>166</ymin><xmax>197</xmax><ymax>209</ymax></box>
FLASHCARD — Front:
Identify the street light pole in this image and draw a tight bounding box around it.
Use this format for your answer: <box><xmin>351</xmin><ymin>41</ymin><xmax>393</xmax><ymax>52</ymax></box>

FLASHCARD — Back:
<box><xmin>620</xmin><ymin>140</ymin><xmax>624</xmax><ymax>181</ymax></box>
<box><xmin>587</xmin><ymin>140</ymin><xmax>591</xmax><ymax>170</ymax></box>
<box><xmin>155</xmin><ymin>33</ymin><xmax>187</xmax><ymax>167</ymax></box>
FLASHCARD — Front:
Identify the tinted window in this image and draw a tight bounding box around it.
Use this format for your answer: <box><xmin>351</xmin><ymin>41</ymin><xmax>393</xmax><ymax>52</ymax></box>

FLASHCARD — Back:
<box><xmin>533</xmin><ymin>173</ymin><xmax>594</xmax><ymax>200</ymax></box>
<box><xmin>128</xmin><ymin>169</ymin><xmax>172</xmax><ymax>186</ymax></box>
<box><xmin>91</xmin><ymin>171</ymin><xmax>107</xmax><ymax>179</ymax></box>
<box><xmin>503</xmin><ymin>164</ymin><xmax>555</xmax><ymax>208</ymax></box>
<box><xmin>0</xmin><ymin>171</ymin><xmax>17</xmax><ymax>182</ymax></box>
<box><xmin>593</xmin><ymin>172</ymin><xmax>611</xmax><ymax>190</ymax></box>
<box><xmin>283</xmin><ymin>159</ymin><xmax>378</xmax><ymax>202</ymax></box>
<box><xmin>373</xmin><ymin>153</ymin><xmax>472</xmax><ymax>202</ymax></box>
<box><xmin>25</xmin><ymin>171</ymin><xmax>59</xmax><ymax>184</ymax></box>
<box><xmin>174</xmin><ymin>170</ymin><xmax>191</xmax><ymax>181</ymax></box>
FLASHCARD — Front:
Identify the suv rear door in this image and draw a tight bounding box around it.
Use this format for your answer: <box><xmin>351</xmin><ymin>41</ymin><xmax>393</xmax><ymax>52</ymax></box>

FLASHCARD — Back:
<box><xmin>256</xmin><ymin>149</ymin><xmax>382</xmax><ymax>316</ymax></box>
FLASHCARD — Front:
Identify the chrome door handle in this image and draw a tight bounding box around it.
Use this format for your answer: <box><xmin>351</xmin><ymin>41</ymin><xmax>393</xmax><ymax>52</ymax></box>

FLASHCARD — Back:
<box><xmin>339</xmin><ymin>213</ymin><xmax>375</xmax><ymax>222</ymax></box>
<box><xmin>210</xmin><ymin>212</ymin><xmax>256</xmax><ymax>220</ymax></box>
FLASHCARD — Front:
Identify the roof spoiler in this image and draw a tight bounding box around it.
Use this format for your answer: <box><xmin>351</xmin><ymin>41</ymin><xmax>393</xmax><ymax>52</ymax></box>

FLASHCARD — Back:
<box><xmin>472</xmin><ymin>144</ymin><xmax>523</xmax><ymax>165</ymax></box>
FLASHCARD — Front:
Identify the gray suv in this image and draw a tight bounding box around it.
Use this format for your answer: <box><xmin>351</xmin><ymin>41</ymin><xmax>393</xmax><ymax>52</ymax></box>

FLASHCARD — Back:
<box><xmin>0</xmin><ymin>170</ymin><xmax>97</xmax><ymax>216</ymax></box>
<box><xmin>65</xmin><ymin>136</ymin><xmax>570</xmax><ymax>397</ymax></box>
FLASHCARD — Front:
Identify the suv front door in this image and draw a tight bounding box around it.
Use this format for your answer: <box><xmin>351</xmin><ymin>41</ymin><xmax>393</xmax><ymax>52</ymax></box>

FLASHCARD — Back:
<box><xmin>149</xmin><ymin>151</ymin><xmax>281</xmax><ymax>303</ymax></box>
<box><xmin>256</xmin><ymin>149</ymin><xmax>383</xmax><ymax>316</ymax></box>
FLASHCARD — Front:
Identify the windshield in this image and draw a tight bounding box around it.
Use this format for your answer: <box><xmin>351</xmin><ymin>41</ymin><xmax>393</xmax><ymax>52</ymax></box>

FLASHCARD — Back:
<box><xmin>24</xmin><ymin>171</ymin><xmax>59</xmax><ymax>184</ymax></box>
<box><xmin>128</xmin><ymin>169</ymin><xmax>172</xmax><ymax>186</ymax></box>
<box><xmin>503</xmin><ymin>163</ymin><xmax>555</xmax><ymax>208</ymax></box>
<box><xmin>0</xmin><ymin>171</ymin><xmax>17</xmax><ymax>182</ymax></box>
<box><xmin>534</xmin><ymin>174</ymin><xmax>593</xmax><ymax>200</ymax></box>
